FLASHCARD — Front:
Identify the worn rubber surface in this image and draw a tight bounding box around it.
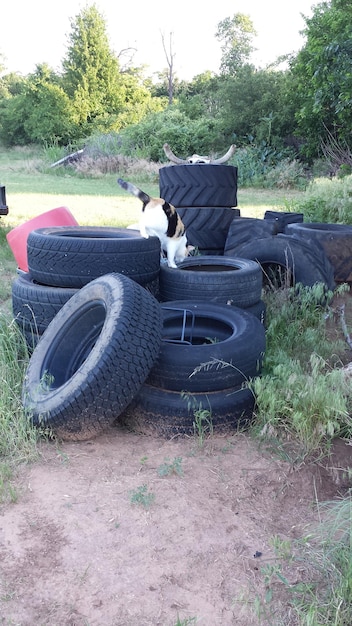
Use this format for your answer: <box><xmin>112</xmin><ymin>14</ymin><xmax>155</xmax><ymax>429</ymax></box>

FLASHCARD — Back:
<box><xmin>286</xmin><ymin>222</ymin><xmax>352</xmax><ymax>282</ymax></box>
<box><xmin>264</xmin><ymin>211</ymin><xmax>304</xmax><ymax>233</ymax></box>
<box><xmin>22</xmin><ymin>273</ymin><xmax>163</xmax><ymax>441</ymax></box>
<box><xmin>27</xmin><ymin>227</ymin><xmax>161</xmax><ymax>288</ymax></box>
<box><xmin>159</xmin><ymin>164</ymin><xmax>238</xmax><ymax>208</ymax></box>
<box><xmin>177</xmin><ymin>207</ymin><xmax>240</xmax><ymax>252</ymax></box>
<box><xmin>120</xmin><ymin>384</ymin><xmax>255</xmax><ymax>437</ymax></box>
<box><xmin>159</xmin><ymin>256</ymin><xmax>263</xmax><ymax>307</ymax></box>
<box><xmin>224</xmin><ymin>217</ymin><xmax>277</xmax><ymax>256</ymax></box>
<box><xmin>228</xmin><ymin>234</ymin><xmax>336</xmax><ymax>291</ymax></box>
<box><xmin>146</xmin><ymin>301</ymin><xmax>265</xmax><ymax>392</ymax></box>
<box><xmin>12</xmin><ymin>272</ymin><xmax>78</xmax><ymax>335</ymax></box>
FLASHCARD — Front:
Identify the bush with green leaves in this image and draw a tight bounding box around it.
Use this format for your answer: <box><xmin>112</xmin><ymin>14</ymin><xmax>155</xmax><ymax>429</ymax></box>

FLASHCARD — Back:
<box><xmin>251</xmin><ymin>283</ymin><xmax>351</xmax><ymax>454</ymax></box>
<box><xmin>288</xmin><ymin>174</ymin><xmax>352</xmax><ymax>223</ymax></box>
<box><xmin>229</xmin><ymin>142</ymin><xmax>300</xmax><ymax>188</ymax></box>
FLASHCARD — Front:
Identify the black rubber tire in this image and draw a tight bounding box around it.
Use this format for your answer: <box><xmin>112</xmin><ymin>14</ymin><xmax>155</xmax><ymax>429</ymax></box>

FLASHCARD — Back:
<box><xmin>159</xmin><ymin>164</ymin><xmax>238</xmax><ymax>208</ymax></box>
<box><xmin>22</xmin><ymin>273</ymin><xmax>162</xmax><ymax>441</ymax></box>
<box><xmin>159</xmin><ymin>256</ymin><xmax>263</xmax><ymax>307</ymax></box>
<box><xmin>242</xmin><ymin>299</ymin><xmax>266</xmax><ymax>324</ymax></box>
<box><xmin>177</xmin><ymin>207</ymin><xmax>240</xmax><ymax>252</ymax></box>
<box><xmin>264</xmin><ymin>210</ymin><xmax>304</xmax><ymax>233</ymax></box>
<box><xmin>120</xmin><ymin>384</ymin><xmax>255</xmax><ymax>437</ymax></box>
<box><xmin>285</xmin><ymin>222</ymin><xmax>352</xmax><ymax>283</ymax></box>
<box><xmin>146</xmin><ymin>301</ymin><xmax>265</xmax><ymax>392</ymax></box>
<box><xmin>12</xmin><ymin>272</ymin><xmax>78</xmax><ymax>335</ymax></box>
<box><xmin>27</xmin><ymin>227</ymin><xmax>161</xmax><ymax>288</ymax></box>
<box><xmin>224</xmin><ymin>217</ymin><xmax>277</xmax><ymax>256</ymax></box>
<box><xmin>227</xmin><ymin>234</ymin><xmax>335</xmax><ymax>291</ymax></box>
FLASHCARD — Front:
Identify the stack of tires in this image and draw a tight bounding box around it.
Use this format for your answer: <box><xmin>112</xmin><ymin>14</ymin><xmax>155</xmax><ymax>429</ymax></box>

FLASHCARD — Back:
<box><xmin>12</xmin><ymin>226</ymin><xmax>161</xmax><ymax>350</ymax></box>
<box><xmin>14</xmin><ymin>225</ymin><xmax>266</xmax><ymax>442</ymax></box>
<box><xmin>159</xmin><ymin>164</ymin><xmax>239</xmax><ymax>255</ymax></box>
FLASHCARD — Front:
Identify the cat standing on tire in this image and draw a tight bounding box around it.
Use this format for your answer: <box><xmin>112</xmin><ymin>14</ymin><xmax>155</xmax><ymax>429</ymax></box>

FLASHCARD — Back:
<box><xmin>117</xmin><ymin>178</ymin><xmax>190</xmax><ymax>268</ymax></box>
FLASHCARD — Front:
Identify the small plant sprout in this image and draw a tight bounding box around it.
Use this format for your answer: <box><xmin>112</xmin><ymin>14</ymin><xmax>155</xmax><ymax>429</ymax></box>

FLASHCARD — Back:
<box><xmin>181</xmin><ymin>391</ymin><xmax>213</xmax><ymax>447</ymax></box>
<box><xmin>157</xmin><ymin>457</ymin><xmax>183</xmax><ymax>477</ymax></box>
<box><xmin>129</xmin><ymin>484</ymin><xmax>155</xmax><ymax>508</ymax></box>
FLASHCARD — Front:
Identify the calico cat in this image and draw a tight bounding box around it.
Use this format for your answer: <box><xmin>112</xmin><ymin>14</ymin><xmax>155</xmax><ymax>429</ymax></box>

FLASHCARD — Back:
<box><xmin>117</xmin><ymin>178</ymin><xmax>189</xmax><ymax>268</ymax></box>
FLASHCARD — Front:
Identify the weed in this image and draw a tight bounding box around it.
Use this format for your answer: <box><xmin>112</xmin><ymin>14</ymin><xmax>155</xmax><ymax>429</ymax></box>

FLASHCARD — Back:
<box><xmin>129</xmin><ymin>484</ymin><xmax>155</xmax><ymax>508</ymax></box>
<box><xmin>157</xmin><ymin>457</ymin><xmax>183</xmax><ymax>477</ymax></box>
<box><xmin>182</xmin><ymin>392</ymin><xmax>213</xmax><ymax>447</ymax></box>
<box><xmin>173</xmin><ymin>618</ymin><xmax>197</xmax><ymax>626</ymax></box>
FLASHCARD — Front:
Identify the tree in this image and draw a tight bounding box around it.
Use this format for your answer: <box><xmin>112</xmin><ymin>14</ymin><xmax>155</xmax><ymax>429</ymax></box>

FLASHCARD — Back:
<box><xmin>160</xmin><ymin>31</ymin><xmax>176</xmax><ymax>105</ymax></box>
<box><xmin>291</xmin><ymin>0</ymin><xmax>352</xmax><ymax>158</ymax></box>
<box><xmin>216</xmin><ymin>14</ymin><xmax>257</xmax><ymax>75</ymax></box>
<box><xmin>62</xmin><ymin>4</ymin><xmax>125</xmax><ymax>125</ymax></box>
<box><xmin>0</xmin><ymin>64</ymin><xmax>75</xmax><ymax>146</ymax></box>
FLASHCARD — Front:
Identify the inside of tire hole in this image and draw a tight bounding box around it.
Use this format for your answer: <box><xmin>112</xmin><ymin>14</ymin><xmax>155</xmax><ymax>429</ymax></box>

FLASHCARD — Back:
<box><xmin>162</xmin><ymin>309</ymin><xmax>232</xmax><ymax>345</ymax></box>
<box><xmin>261</xmin><ymin>262</ymin><xmax>293</xmax><ymax>289</ymax></box>
<box><xmin>180</xmin><ymin>263</ymin><xmax>240</xmax><ymax>272</ymax></box>
<box><xmin>41</xmin><ymin>302</ymin><xmax>106</xmax><ymax>388</ymax></box>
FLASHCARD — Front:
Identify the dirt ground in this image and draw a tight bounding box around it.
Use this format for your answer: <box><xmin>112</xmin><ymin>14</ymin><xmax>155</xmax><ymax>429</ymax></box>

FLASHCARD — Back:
<box><xmin>1</xmin><ymin>288</ymin><xmax>352</xmax><ymax>626</ymax></box>
<box><xmin>1</xmin><ymin>423</ymin><xmax>352</xmax><ymax>626</ymax></box>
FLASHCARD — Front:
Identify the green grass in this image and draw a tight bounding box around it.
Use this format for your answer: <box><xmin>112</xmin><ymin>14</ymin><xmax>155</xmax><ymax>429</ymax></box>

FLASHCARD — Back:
<box><xmin>255</xmin><ymin>497</ymin><xmax>352</xmax><ymax>626</ymax></box>
<box><xmin>0</xmin><ymin>316</ymin><xmax>38</xmax><ymax>502</ymax></box>
<box><xmin>251</xmin><ymin>284</ymin><xmax>351</xmax><ymax>456</ymax></box>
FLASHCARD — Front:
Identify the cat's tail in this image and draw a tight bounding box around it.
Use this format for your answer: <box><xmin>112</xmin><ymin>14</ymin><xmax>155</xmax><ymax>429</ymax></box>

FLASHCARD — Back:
<box><xmin>117</xmin><ymin>178</ymin><xmax>150</xmax><ymax>206</ymax></box>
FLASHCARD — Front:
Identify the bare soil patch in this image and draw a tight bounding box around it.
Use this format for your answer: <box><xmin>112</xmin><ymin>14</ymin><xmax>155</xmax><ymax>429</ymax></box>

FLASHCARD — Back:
<box><xmin>1</xmin><ymin>426</ymin><xmax>351</xmax><ymax>626</ymax></box>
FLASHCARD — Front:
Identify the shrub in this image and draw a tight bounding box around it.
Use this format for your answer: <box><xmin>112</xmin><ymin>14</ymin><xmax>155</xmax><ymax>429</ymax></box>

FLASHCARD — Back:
<box><xmin>287</xmin><ymin>175</ymin><xmax>352</xmax><ymax>223</ymax></box>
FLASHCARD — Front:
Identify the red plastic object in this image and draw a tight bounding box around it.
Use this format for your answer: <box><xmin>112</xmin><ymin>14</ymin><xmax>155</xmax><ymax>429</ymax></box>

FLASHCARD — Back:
<box><xmin>6</xmin><ymin>206</ymin><xmax>79</xmax><ymax>271</ymax></box>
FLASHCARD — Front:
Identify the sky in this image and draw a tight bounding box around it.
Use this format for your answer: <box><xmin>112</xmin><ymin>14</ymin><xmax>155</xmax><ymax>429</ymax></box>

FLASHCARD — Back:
<box><xmin>2</xmin><ymin>0</ymin><xmax>315</xmax><ymax>80</ymax></box>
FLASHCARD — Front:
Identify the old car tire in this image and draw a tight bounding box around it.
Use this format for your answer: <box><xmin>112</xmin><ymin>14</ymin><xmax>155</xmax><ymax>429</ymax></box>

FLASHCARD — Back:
<box><xmin>22</xmin><ymin>273</ymin><xmax>162</xmax><ymax>441</ymax></box>
<box><xmin>264</xmin><ymin>210</ymin><xmax>304</xmax><ymax>233</ymax></box>
<box><xmin>27</xmin><ymin>227</ymin><xmax>161</xmax><ymax>288</ymax></box>
<box><xmin>285</xmin><ymin>222</ymin><xmax>352</xmax><ymax>283</ymax></box>
<box><xmin>120</xmin><ymin>384</ymin><xmax>255</xmax><ymax>437</ymax></box>
<box><xmin>159</xmin><ymin>256</ymin><xmax>263</xmax><ymax>307</ymax></box>
<box><xmin>224</xmin><ymin>217</ymin><xmax>277</xmax><ymax>256</ymax></box>
<box><xmin>159</xmin><ymin>164</ymin><xmax>238</xmax><ymax>208</ymax></box>
<box><xmin>146</xmin><ymin>301</ymin><xmax>265</xmax><ymax>392</ymax></box>
<box><xmin>12</xmin><ymin>272</ymin><xmax>78</xmax><ymax>335</ymax></box>
<box><xmin>177</xmin><ymin>207</ymin><xmax>240</xmax><ymax>253</ymax></box>
<box><xmin>226</xmin><ymin>234</ymin><xmax>335</xmax><ymax>290</ymax></box>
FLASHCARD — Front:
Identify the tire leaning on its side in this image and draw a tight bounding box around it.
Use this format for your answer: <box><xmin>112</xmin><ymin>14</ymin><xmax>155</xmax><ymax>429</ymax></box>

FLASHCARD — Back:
<box><xmin>226</xmin><ymin>234</ymin><xmax>336</xmax><ymax>291</ymax></box>
<box><xmin>22</xmin><ymin>273</ymin><xmax>163</xmax><ymax>441</ymax></box>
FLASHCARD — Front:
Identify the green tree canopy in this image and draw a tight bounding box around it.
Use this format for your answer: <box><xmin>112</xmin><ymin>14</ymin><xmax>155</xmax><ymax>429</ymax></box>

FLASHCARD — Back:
<box><xmin>216</xmin><ymin>13</ymin><xmax>257</xmax><ymax>75</ymax></box>
<box><xmin>291</xmin><ymin>0</ymin><xmax>352</xmax><ymax>158</ymax></box>
<box><xmin>62</xmin><ymin>3</ymin><xmax>125</xmax><ymax>125</ymax></box>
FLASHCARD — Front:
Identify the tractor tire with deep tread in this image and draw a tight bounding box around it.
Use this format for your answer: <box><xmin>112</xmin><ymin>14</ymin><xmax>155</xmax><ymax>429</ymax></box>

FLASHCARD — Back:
<box><xmin>159</xmin><ymin>256</ymin><xmax>263</xmax><ymax>307</ymax></box>
<box><xmin>27</xmin><ymin>227</ymin><xmax>161</xmax><ymax>288</ymax></box>
<box><xmin>177</xmin><ymin>207</ymin><xmax>240</xmax><ymax>253</ymax></box>
<box><xmin>228</xmin><ymin>234</ymin><xmax>335</xmax><ymax>290</ymax></box>
<box><xmin>224</xmin><ymin>217</ymin><xmax>277</xmax><ymax>256</ymax></box>
<box><xmin>159</xmin><ymin>164</ymin><xmax>238</xmax><ymax>208</ymax></box>
<box><xmin>285</xmin><ymin>222</ymin><xmax>352</xmax><ymax>283</ymax></box>
<box><xmin>22</xmin><ymin>273</ymin><xmax>163</xmax><ymax>441</ymax></box>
